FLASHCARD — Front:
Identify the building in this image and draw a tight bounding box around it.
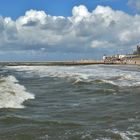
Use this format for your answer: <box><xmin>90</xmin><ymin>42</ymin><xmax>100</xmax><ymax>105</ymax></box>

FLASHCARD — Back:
<box><xmin>134</xmin><ymin>45</ymin><xmax>140</xmax><ymax>55</ymax></box>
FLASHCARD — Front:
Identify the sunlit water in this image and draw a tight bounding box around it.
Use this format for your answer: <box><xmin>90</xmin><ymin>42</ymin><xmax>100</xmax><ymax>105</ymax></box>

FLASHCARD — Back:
<box><xmin>0</xmin><ymin>65</ymin><xmax>140</xmax><ymax>140</ymax></box>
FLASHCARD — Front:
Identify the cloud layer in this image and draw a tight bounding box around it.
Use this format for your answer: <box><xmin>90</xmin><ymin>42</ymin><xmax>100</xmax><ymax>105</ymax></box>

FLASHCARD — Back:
<box><xmin>0</xmin><ymin>5</ymin><xmax>140</xmax><ymax>60</ymax></box>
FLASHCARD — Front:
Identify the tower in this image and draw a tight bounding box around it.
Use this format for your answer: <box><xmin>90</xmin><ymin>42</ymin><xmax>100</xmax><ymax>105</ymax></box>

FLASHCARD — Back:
<box><xmin>137</xmin><ymin>45</ymin><xmax>140</xmax><ymax>54</ymax></box>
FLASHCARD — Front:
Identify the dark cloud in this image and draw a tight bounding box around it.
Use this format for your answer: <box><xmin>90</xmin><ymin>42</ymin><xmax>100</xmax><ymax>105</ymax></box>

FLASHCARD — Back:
<box><xmin>22</xmin><ymin>20</ymin><xmax>38</xmax><ymax>26</ymax></box>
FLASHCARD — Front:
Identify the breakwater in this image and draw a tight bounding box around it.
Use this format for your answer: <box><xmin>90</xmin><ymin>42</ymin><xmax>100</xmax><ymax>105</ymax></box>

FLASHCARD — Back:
<box><xmin>0</xmin><ymin>61</ymin><xmax>116</xmax><ymax>66</ymax></box>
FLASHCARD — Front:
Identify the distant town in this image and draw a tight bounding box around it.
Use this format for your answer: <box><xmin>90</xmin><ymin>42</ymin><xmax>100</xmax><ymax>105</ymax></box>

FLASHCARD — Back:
<box><xmin>103</xmin><ymin>45</ymin><xmax>140</xmax><ymax>65</ymax></box>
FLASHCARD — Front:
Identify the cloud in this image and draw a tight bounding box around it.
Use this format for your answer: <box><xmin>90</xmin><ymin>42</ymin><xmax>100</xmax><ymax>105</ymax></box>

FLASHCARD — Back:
<box><xmin>127</xmin><ymin>0</ymin><xmax>140</xmax><ymax>11</ymax></box>
<box><xmin>0</xmin><ymin>5</ymin><xmax>140</xmax><ymax>60</ymax></box>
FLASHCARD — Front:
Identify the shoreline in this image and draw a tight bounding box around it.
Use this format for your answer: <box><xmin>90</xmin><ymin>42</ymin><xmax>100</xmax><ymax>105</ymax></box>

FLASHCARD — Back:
<box><xmin>0</xmin><ymin>60</ymin><xmax>140</xmax><ymax>66</ymax></box>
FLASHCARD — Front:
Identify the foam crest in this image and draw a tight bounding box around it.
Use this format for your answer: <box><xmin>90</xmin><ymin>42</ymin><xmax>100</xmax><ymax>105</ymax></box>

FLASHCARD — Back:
<box><xmin>6</xmin><ymin>65</ymin><xmax>140</xmax><ymax>87</ymax></box>
<box><xmin>100</xmin><ymin>79</ymin><xmax>117</xmax><ymax>86</ymax></box>
<box><xmin>111</xmin><ymin>130</ymin><xmax>140</xmax><ymax>140</ymax></box>
<box><xmin>0</xmin><ymin>75</ymin><xmax>34</xmax><ymax>109</ymax></box>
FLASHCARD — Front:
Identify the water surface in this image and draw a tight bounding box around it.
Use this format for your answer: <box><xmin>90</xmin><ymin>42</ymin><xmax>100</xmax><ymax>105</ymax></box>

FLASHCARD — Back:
<box><xmin>0</xmin><ymin>65</ymin><xmax>140</xmax><ymax>140</ymax></box>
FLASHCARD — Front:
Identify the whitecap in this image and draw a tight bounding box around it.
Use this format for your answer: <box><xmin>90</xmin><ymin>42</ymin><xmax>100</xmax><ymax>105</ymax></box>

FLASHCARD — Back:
<box><xmin>0</xmin><ymin>75</ymin><xmax>35</xmax><ymax>109</ymax></box>
<box><xmin>110</xmin><ymin>130</ymin><xmax>140</xmax><ymax>140</ymax></box>
<box><xmin>5</xmin><ymin>65</ymin><xmax>140</xmax><ymax>88</ymax></box>
<box><xmin>100</xmin><ymin>79</ymin><xmax>117</xmax><ymax>86</ymax></box>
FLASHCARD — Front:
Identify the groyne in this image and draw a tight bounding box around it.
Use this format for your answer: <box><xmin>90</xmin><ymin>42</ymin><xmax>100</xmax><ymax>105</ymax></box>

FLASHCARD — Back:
<box><xmin>0</xmin><ymin>61</ymin><xmax>114</xmax><ymax>66</ymax></box>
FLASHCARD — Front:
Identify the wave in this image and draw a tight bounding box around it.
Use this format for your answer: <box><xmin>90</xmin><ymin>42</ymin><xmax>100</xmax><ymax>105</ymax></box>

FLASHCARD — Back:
<box><xmin>88</xmin><ymin>129</ymin><xmax>140</xmax><ymax>140</ymax></box>
<box><xmin>110</xmin><ymin>130</ymin><xmax>140</xmax><ymax>140</ymax></box>
<box><xmin>5</xmin><ymin>65</ymin><xmax>140</xmax><ymax>88</ymax></box>
<box><xmin>0</xmin><ymin>75</ymin><xmax>34</xmax><ymax>109</ymax></box>
<box><xmin>0</xmin><ymin>115</ymin><xmax>82</xmax><ymax>128</ymax></box>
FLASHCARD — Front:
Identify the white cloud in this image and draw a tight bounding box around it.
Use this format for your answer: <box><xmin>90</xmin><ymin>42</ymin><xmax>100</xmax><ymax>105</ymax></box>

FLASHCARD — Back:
<box><xmin>16</xmin><ymin>10</ymin><xmax>47</xmax><ymax>26</ymax></box>
<box><xmin>72</xmin><ymin>5</ymin><xmax>90</xmax><ymax>23</ymax></box>
<box><xmin>0</xmin><ymin>5</ymin><xmax>140</xmax><ymax>60</ymax></box>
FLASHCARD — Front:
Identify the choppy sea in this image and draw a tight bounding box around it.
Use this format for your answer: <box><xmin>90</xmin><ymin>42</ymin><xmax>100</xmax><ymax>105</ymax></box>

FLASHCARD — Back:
<box><xmin>0</xmin><ymin>65</ymin><xmax>140</xmax><ymax>140</ymax></box>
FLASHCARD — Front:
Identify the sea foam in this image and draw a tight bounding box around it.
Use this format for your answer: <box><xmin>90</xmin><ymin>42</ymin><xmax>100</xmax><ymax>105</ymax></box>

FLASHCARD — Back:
<box><xmin>111</xmin><ymin>130</ymin><xmax>140</xmax><ymax>140</ymax></box>
<box><xmin>6</xmin><ymin>65</ymin><xmax>140</xmax><ymax>87</ymax></box>
<box><xmin>0</xmin><ymin>75</ymin><xmax>34</xmax><ymax>108</ymax></box>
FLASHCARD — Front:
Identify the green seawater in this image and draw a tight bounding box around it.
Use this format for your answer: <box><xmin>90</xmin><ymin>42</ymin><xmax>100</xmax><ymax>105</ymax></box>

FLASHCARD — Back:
<box><xmin>0</xmin><ymin>65</ymin><xmax>140</xmax><ymax>140</ymax></box>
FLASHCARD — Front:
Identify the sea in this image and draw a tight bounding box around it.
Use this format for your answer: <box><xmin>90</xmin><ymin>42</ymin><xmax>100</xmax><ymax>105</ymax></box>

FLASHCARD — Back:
<box><xmin>0</xmin><ymin>64</ymin><xmax>140</xmax><ymax>140</ymax></box>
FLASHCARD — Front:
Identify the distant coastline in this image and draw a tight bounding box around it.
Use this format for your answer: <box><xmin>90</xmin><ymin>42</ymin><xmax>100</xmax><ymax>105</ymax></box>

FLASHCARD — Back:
<box><xmin>0</xmin><ymin>59</ymin><xmax>140</xmax><ymax>66</ymax></box>
<box><xmin>0</xmin><ymin>46</ymin><xmax>140</xmax><ymax>66</ymax></box>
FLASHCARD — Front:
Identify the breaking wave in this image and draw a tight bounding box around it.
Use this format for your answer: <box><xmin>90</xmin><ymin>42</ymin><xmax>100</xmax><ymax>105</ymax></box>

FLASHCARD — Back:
<box><xmin>6</xmin><ymin>65</ymin><xmax>140</xmax><ymax>87</ymax></box>
<box><xmin>109</xmin><ymin>130</ymin><xmax>140</xmax><ymax>140</ymax></box>
<box><xmin>0</xmin><ymin>75</ymin><xmax>34</xmax><ymax>109</ymax></box>
<box><xmin>82</xmin><ymin>129</ymin><xmax>140</xmax><ymax>140</ymax></box>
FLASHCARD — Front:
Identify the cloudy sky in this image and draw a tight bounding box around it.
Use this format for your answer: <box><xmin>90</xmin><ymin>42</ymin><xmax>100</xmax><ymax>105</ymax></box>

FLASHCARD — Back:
<box><xmin>0</xmin><ymin>0</ymin><xmax>140</xmax><ymax>61</ymax></box>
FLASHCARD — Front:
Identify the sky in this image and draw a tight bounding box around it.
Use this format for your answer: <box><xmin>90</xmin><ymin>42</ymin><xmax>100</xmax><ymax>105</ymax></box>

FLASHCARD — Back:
<box><xmin>0</xmin><ymin>0</ymin><xmax>140</xmax><ymax>61</ymax></box>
